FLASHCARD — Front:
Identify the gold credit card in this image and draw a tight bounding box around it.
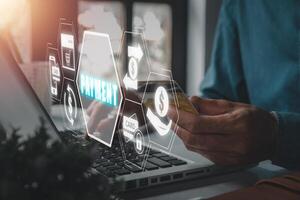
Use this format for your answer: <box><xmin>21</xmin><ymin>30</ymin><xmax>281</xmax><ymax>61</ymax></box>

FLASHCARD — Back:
<box><xmin>175</xmin><ymin>92</ymin><xmax>198</xmax><ymax>115</ymax></box>
<box><xmin>141</xmin><ymin>80</ymin><xmax>199</xmax><ymax>115</ymax></box>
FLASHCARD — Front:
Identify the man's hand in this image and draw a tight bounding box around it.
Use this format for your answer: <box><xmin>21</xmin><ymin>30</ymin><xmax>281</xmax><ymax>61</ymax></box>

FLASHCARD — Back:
<box><xmin>168</xmin><ymin>96</ymin><xmax>278</xmax><ymax>166</ymax></box>
<box><xmin>86</xmin><ymin>101</ymin><xmax>113</xmax><ymax>133</ymax></box>
<box><xmin>85</xmin><ymin>90</ymin><xmax>145</xmax><ymax>136</ymax></box>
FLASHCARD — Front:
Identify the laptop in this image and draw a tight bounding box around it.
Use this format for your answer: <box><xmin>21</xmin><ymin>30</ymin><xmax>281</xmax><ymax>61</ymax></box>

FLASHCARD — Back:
<box><xmin>0</xmin><ymin>36</ymin><xmax>247</xmax><ymax>192</ymax></box>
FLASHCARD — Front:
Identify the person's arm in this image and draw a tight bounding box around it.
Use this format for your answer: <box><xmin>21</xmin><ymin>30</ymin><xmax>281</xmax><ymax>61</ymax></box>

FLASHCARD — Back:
<box><xmin>191</xmin><ymin>1</ymin><xmax>300</xmax><ymax>169</ymax></box>
<box><xmin>200</xmin><ymin>0</ymin><xmax>249</xmax><ymax>103</ymax></box>
<box><xmin>273</xmin><ymin>112</ymin><xmax>300</xmax><ymax>169</ymax></box>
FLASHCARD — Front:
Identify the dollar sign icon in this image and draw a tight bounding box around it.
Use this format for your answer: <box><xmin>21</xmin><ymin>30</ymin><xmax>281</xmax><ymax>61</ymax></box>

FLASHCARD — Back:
<box><xmin>130</xmin><ymin>61</ymin><xmax>134</xmax><ymax>75</ymax></box>
<box><xmin>128</xmin><ymin>57</ymin><xmax>138</xmax><ymax>80</ymax></box>
<box><xmin>64</xmin><ymin>84</ymin><xmax>77</xmax><ymax>126</ymax></box>
<box><xmin>155</xmin><ymin>86</ymin><xmax>169</xmax><ymax>118</ymax></box>
<box><xmin>68</xmin><ymin>92</ymin><xmax>73</xmax><ymax>115</ymax></box>
<box><xmin>159</xmin><ymin>91</ymin><xmax>164</xmax><ymax>113</ymax></box>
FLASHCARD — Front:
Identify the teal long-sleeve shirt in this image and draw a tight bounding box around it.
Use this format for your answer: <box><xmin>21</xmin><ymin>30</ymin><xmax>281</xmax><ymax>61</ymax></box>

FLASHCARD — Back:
<box><xmin>200</xmin><ymin>0</ymin><xmax>300</xmax><ymax>169</ymax></box>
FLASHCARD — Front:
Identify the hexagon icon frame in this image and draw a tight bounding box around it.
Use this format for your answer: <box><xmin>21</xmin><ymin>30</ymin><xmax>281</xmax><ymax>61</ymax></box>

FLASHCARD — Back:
<box><xmin>76</xmin><ymin>31</ymin><xmax>123</xmax><ymax>147</ymax></box>
<box><xmin>61</xmin><ymin>77</ymin><xmax>86</xmax><ymax>137</ymax></box>
<box><xmin>142</xmin><ymin>70</ymin><xmax>179</xmax><ymax>151</ymax></box>
<box><xmin>117</xmin><ymin>31</ymin><xmax>151</xmax><ymax>104</ymax></box>
<box><xmin>58</xmin><ymin>19</ymin><xmax>78</xmax><ymax>80</ymax></box>
<box><xmin>117</xmin><ymin>100</ymin><xmax>151</xmax><ymax>170</ymax></box>
<box><xmin>47</xmin><ymin>44</ymin><xmax>64</xmax><ymax>102</ymax></box>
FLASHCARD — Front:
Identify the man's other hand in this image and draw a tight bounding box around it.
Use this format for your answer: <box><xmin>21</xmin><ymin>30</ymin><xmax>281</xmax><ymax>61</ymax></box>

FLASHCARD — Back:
<box><xmin>168</xmin><ymin>96</ymin><xmax>278</xmax><ymax>166</ymax></box>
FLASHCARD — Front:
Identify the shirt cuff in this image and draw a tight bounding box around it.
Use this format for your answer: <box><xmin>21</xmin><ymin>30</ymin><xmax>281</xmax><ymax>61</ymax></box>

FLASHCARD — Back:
<box><xmin>270</xmin><ymin>111</ymin><xmax>279</xmax><ymax>162</ymax></box>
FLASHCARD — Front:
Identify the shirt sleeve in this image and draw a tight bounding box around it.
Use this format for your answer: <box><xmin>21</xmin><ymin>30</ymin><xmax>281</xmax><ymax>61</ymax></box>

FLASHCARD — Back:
<box><xmin>200</xmin><ymin>1</ymin><xmax>300</xmax><ymax>169</ymax></box>
<box><xmin>200</xmin><ymin>1</ymin><xmax>249</xmax><ymax>103</ymax></box>
<box><xmin>273</xmin><ymin>112</ymin><xmax>300</xmax><ymax>169</ymax></box>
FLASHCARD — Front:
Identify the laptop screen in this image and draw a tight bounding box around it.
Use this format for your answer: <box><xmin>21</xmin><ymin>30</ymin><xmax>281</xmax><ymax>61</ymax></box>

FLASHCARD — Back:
<box><xmin>0</xmin><ymin>37</ymin><xmax>60</xmax><ymax>143</ymax></box>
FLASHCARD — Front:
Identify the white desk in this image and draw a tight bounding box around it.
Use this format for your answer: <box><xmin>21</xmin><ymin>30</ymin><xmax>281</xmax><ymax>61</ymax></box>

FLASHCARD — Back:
<box><xmin>121</xmin><ymin>161</ymin><xmax>289</xmax><ymax>200</ymax></box>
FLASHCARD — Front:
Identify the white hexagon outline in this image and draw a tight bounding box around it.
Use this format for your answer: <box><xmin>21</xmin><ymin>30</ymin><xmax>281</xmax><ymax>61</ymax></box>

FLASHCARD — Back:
<box><xmin>58</xmin><ymin>19</ymin><xmax>77</xmax><ymax>73</ymax></box>
<box><xmin>49</xmin><ymin>19</ymin><xmax>85</xmax><ymax>136</ymax></box>
<box><xmin>60</xmin><ymin>77</ymin><xmax>86</xmax><ymax>136</ymax></box>
<box><xmin>142</xmin><ymin>70</ymin><xmax>180</xmax><ymax>151</ymax></box>
<box><xmin>168</xmin><ymin>70</ymin><xmax>181</xmax><ymax>151</ymax></box>
<box><xmin>161</xmin><ymin>68</ymin><xmax>180</xmax><ymax>151</ymax></box>
<box><xmin>117</xmin><ymin>31</ymin><xmax>152</xmax><ymax>104</ymax></box>
<box><xmin>117</xmin><ymin>99</ymin><xmax>151</xmax><ymax>170</ymax></box>
<box><xmin>76</xmin><ymin>31</ymin><xmax>124</xmax><ymax>147</ymax></box>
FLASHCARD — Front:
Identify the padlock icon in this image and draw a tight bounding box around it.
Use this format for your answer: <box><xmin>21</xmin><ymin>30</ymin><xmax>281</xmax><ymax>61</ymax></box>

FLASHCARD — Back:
<box><xmin>134</xmin><ymin>130</ymin><xmax>144</xmax><ymax>154</ymax></box>
<box><xmin>136</xmin><ymin>137</ymin><xmax>142</xmax><ymax>151</ymax></box>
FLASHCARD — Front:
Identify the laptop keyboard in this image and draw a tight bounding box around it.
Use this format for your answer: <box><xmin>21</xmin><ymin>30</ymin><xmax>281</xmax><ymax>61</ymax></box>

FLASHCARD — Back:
<box><xmin>92</xmin><ymin>144</ymin><xmax>187</xmax><ymax>177</ymax></box>
<box><xmin>61</xmin><ymin>132</ymin><xmax>187</xmax><ymax>178</ymax></box>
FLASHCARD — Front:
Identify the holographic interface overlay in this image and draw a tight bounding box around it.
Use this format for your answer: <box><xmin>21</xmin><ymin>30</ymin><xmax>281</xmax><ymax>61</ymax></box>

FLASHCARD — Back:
<box><xmin>61</xmin><ymin>78</ymin><xmax>86</xmax><ymax>134</ymax></box>
<box><xmin>59</xmin><ymin>19</ymin><xmax>77</xmax><ymax>80</ymax></box>
<box><xmin>77</xmin><ymin>31</ymin><xmax>123</xmax><ymax>147</ymax></box>
<box><xmin>117</xmin><ymin>99</ymin><xmax>150</xmax><ymax>170</ymax></box>
<box><xmin>142</xmin><ymin>71</ymin><xmax>179</xmax><ymax>150</ymax></box>
<box><xmin>47</xmin><ymin>45</ymin><xmax>63</xmax><ymax>102</ymax></box>
<box><xmin>79</xmin><ymin>74</ymin><xmax>119</xmax><ymax>107</ymax></box>
<box><xmin>117</xmin><ymin>31</ymin><xmax>151</xmax><ymax>104</ymax></box>
<box><xmin>47</xmin><ymin>20</ymin><xmax>86</xmax><ymax>137</ymax></box>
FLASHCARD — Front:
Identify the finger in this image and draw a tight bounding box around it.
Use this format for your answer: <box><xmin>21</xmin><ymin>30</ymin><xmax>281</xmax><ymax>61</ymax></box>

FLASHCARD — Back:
<box><xmin>86</xmin><ymin>101</ymin><xmax>98</xmax><ymax>116</ymax></box>
<box><xmin>169</xmin><ymin>106</ymin><xmax>231</xmax><ymax>134</ymax></box>
<box><xmin>95</xmin><ymin>118</ymin><xmax>115</xmax><ymax>133</ymax></box>
<box><xmin>172</xmin><ymin>123</ymin><xmax>178</xmax><ymax>135</ymax></box>
<box><xmin>125</xmin><ymin>90</ymin><xmax>141</xmax><ymax>103</ymax></box>
<box><xmin>88</xmin><ymin>103</ymin><xmax>112</xmax><ymax>132</ymax></box>
<box><xmin>176</xmin><ymin>126</ymin><xmax>235</xmax><ymax>153</ymax></box>
<box><xmin>188</xmin><ymin>147</ymin><xmax>246</xmax><ymax>166</ymax></box>
<box><xmin>189</xmin><ymin>96</ymin><xmax>234</xmax><ymax>115</ymax></box>
<box><xmin>186</xmin><ymin>146</ymin><xmax>241</xmax><ymax>158</ymax></box>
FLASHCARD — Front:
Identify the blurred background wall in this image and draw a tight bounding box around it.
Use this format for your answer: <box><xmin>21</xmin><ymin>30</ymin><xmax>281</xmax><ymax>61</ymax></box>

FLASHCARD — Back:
<box><xmin>11</xmin><ymin>0</ymin><xmax>222</xmax><ymax>96</ymax></box>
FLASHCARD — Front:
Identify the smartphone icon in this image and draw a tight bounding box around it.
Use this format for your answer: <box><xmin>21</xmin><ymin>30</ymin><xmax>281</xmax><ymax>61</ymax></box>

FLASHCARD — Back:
<box><xmin>60</xmin><ymin>22</ymin><xmax>76</xmax><ymax>72</ymax></box>
<box><xmin>48</xmin><ymin>53</ymin><xmax>61</xmax><ymax>98</ymax></box>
